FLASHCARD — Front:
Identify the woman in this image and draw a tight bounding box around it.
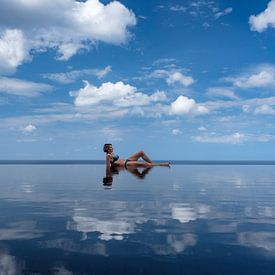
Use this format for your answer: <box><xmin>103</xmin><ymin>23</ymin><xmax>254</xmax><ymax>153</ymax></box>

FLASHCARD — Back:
<box><xmin>103</xmin><ymin>144</ymin><xmax>170</xmax><ymax>173</ymax></box>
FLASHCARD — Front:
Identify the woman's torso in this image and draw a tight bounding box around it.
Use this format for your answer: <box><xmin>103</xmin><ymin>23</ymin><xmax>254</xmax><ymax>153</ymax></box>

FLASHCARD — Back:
<box><xmin>108</xmin><ymin>154</ymin><xmax>124</xmax><ymax>167</ymax></box>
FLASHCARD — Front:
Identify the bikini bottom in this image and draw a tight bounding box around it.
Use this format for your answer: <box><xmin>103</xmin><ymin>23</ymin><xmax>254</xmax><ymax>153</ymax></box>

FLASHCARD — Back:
<box><xmin>124</xmin><ymin>159</ymin><xmax>132</xmax><ymax>169</ymax></box>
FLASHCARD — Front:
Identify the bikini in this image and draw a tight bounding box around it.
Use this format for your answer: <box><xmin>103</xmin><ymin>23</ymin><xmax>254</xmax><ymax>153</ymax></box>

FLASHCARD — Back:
<box><xmin>109</xmin><ymin>153</ymin><xmax>131</xmax><ymax>169</ymax></box>
<box><xmin>124</xmin><ymin>159</ymin><xmax>130</xmax><ymax>169</ymax></box>
<box><xmin>110</xmin><ymin>154</ymin><xmax>119</xmax><ymax>166</ymax></box>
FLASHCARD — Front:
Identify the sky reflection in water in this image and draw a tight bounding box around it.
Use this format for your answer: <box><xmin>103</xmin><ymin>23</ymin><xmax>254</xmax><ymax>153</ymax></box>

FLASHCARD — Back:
<box><xmin>0</xmin><ymin>164</ymin><xmax>275</xmax><ymax>274</ymax></box>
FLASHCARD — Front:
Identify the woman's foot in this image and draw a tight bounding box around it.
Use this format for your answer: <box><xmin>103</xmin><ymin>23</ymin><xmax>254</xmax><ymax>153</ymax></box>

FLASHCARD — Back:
<box><xmin>157</xmin><ymin>162</ymin><xmax>170</xmax><ymax>166</ymax></box>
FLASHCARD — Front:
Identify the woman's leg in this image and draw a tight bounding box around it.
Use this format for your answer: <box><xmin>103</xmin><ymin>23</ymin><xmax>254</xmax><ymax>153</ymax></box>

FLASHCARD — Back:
<box><xmin>127</xmin><ymin>151</ymin><xmax>152</xmax><ymax>163</ymax></box>
<box><xmin>126</xmin><ymin>161</ymin><xmax>152</xmax><ymax>167</ymax></box>
<box><xmin>126</xmin><ymin>160</ymin><xmax>170</xmax><ymax>167</ymax></box>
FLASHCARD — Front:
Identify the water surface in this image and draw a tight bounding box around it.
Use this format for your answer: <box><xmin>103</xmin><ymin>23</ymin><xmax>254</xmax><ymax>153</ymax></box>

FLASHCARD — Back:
<box><xmin>0</xmin><ymin>164</ymin><xmax>275</xmax><ymax>274</ymax></box>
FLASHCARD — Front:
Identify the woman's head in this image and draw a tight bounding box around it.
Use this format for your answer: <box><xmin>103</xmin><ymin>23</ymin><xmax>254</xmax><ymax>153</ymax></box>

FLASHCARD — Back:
<box><xmin>103</xmin><ymin>143</ymin><xmax>113</xmax><ymax>153</ymax></box>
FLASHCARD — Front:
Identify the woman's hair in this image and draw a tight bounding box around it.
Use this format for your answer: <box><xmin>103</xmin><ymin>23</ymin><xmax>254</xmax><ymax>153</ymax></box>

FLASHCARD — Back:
<box><xmin>103</xmin><ymin>143</ymin><xmax>112</xmax><ymax>153</ymax></box>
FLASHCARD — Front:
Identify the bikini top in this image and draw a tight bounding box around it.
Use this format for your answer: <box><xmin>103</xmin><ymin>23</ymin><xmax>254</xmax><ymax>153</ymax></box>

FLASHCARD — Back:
<box><xmin>109</xmin><ymin>153</ymin><xmax>119</xmax><ymax>164</ymax></box>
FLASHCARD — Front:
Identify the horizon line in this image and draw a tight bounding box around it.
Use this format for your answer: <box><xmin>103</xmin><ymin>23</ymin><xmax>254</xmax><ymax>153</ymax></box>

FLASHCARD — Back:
<box><xmin>0</xmin><ymin>160</ymin><xmax>275</xmax><ymax>165</ymax></box>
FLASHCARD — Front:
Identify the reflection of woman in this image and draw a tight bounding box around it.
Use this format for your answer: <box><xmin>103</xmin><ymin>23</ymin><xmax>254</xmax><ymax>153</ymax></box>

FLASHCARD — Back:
<box><xmin>102</xmin><ymin>166</ymin><xmax>118</xmax><ymax>187</ymax></box>
<box><xmin>102</xmin><ymin>165</ymin><xmax>153</xmax><ymax>187</ymax></box>
<box><xmin>103</xmin><ymin>144</ymin><xmax>170</xmax><ymax>176</ymax></box>
<box><xmin>127</xmin><ymin>166</ymin><xmax>152</xmax><ymax>179</ymax></box>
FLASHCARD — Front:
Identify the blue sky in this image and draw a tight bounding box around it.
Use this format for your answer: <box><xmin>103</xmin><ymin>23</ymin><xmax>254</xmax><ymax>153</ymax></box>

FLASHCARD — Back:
<box><xmin>0</xmin><ymin>0</ymin><xmax>275</xmax><ymax>160</ymax></box>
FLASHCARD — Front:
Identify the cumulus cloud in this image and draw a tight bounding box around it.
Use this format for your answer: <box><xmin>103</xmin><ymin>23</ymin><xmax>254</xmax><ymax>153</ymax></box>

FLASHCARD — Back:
<box><xmin>169</xmin><ymin>96</ymin><xmax>209</xmax><ymax>115</ymax></box>
<box><xmin>225</xmin><ymin>65</ymin><xmax>275</xmax><ymax>89</ymax></box>
<box><xmin>167</xmin><ymin>71</ymin><xmax>195</xmax><ymax>87</ymax></box>
<box><xmin>43</xmin><ymin>66</ymin><xmax>112</xmax><ymax>84</ymax></box>
<box><xmin>0</xmin><ymin>0</ymin><xmax>136</xmax><ymax>72</ymax></box>
<box><xmin>249</xmin><ymin>0</ymin><xmax>275</xmax><ymax>32</ymax></box>
<box><xmin>71</xmin><ymin>81</ymin><xmax>167</xmax><ymax>107</ymax></box>
<box><xmin>0</xmin><ymin>29</ymin><xmax>28</xmax><ymax>74</ymax></box>
<box><xmin>149</xmin><ymin>69</ymin><xmax>195</xmax><ymax>87</ymax></box>
<box><xmin>22</xmin><ymin>124</ymin><xmax>36</xmax><ymax>133</ymax></box>
<box><xmin>193</xmin><ymin>132</ymin><xmax>246</xmax><ymax>144</ymax></box>
<box><xmin>0</xmin><ymin>77</ymin><xmax>52</xmax><ymax>97</ymax></box>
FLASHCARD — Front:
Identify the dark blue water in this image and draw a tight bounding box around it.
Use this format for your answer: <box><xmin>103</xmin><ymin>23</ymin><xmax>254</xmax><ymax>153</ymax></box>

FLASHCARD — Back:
<box><xmin>0</xmin><ymin>164</ymin><xmax>275</xmax><ymax>274</ymax></box>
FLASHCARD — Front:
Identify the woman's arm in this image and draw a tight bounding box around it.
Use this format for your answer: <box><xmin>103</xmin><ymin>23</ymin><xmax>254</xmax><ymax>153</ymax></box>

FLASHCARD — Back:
<box><xmin>106</xmin><ymin>154</ymin><xmax>111</xmax><ymax>178</ymax></box>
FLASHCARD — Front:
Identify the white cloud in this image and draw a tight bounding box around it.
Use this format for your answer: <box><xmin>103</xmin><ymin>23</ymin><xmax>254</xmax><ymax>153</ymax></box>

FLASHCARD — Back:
<box><xmin>205</xmin><ymin>95</ymin><xmax>275</xmax><ymax>113</ymax></box>
<box><xmin>207</xmin><ymin>87</ymin><xmax>239</xmax><ymax>100</ymax></box>
<box><xmin>99</xmin><ymin>127</ymin><xmax>123</xmax><ymax>141</ymax></box>
<box><xmin>43</xmin><ymin>66</ymin><xmax>112</xmax><ymax>84</ymax></box>
<box><xmin>170</xmin><ymin>5</ymin><xmax>187</xmax><ymax>12</ymax></box>
<box><xmin>0</xmin><ymin>77</ymin><xmax>52</xmax><ymax>97</ymax></box>
<box><xmin>168</xmin><ymin>1</ymin><xmax>232</xmax><ymax>23</ymax></box>
<box><xmin>254</xmin><ymin>104</ymin><xmax>275</xmax><ymax>115</ymax></box>
<box><xmin>242</xmin><ymin>104</ymin><xmax>251</xmax><ymax>113</ymax></box>
<box><xmin>170</xmin><ymin>96</ymin><xmax>209</xmax><ymax>115</ymax></box>
<box><xmin>71</xmin><ymin>81</ymin><xmax>167</xmax><ymax>107</ymax></box>
<box><xmin>231</xmin><ymin>71</ymin><xmax>275</xmax><ymax>88</ymax></box>
<box><xmin>249</xmin><ymin>0</ymin><xmax>275</xmax><ymax>32</ymax></box>
<box><xmin>198</xmin><ymin>126</ymin><xmax>207</xmax><ymax>131</ymax></box>
<box><xmin>56</xmin><ymin>42</ymin><xmax>87</xmax><ymax>61</ymax></box>
<box><xmin>214</xmin><ymin>7</ymin><xmax>233</xmax><ymax>19</ymax></box>
<box><xmin>17</xmin><ymin>138</ymin><xmax>38</xmax><ymax>143</ymax></box>
<box><xmin>202</xmin><ymin>22</ymin><xmax>211</xmax><ymax>29</ymax></box>
<box><xmin>149</xmin><ymin>69</ymin><xmax>169</xmax><ymax>79</ymax></box>
<box><xmin>95</xmin><ymin>65</ymin><xmax>112</xmax><ymax>79</ymax></box>
<box><xmin>222</xmin><ymin>65</ymin><xmax>275</xmax><ymax>90</ymax></box>
<box><xmin>149</xmin><ymin>69</ymin><xmax>194</xmax><ymax>87</ymax></box>
<box><xmin>172</xmin><ymin>129</ymin><xmax>182</xmax><ymax>135</ymax></box>
<box><xmin>22</xmin><ymin>124</ymin><xmax>36</xmax><ymax>133</ymax></box>
<box><xmin>0</xmin><ymin>0</ymin><xmax>136</xmax><ymax>72</ymax></box>
<box><xmin>0</xmin><ymin>29</ymin><xmax>28</xmax><ymax>74</ymax></box>
<box><xmin>255</xmin><ymin>134</ymin><xmax>275</xmax><ymax>142</ymax></box>
<box><xmin>193</xmin><ymin>132</ymin><xmax>246</xmax><ymax>144</ymax></box>
<box><xmin>152</xmin><ymin>58</ymin><xmax>176</xmax><ymax>66</ymax></box>
<box><xmin>167</xmin><ymin>71</ymin><xmax>195</xmax><ymax>87</ymax></box>
<box><xmin>240</xmin><ymin>99</ymin><xmax>275</xmax><ymax>116</ymax></box>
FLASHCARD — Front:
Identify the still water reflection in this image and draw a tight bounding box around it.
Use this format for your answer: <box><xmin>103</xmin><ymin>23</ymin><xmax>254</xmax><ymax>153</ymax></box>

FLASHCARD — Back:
<box><xmin>0</xmin><ymin>164</ymin><xmax>275</xmax><ymax>274</ymax></box>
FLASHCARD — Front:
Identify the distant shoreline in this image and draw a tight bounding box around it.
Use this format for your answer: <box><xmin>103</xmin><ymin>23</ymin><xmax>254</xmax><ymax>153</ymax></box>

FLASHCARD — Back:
<box><xmin>0</xmin><ymin>160</ymin><xmax>275</xmax><ymax>165</ymax></box>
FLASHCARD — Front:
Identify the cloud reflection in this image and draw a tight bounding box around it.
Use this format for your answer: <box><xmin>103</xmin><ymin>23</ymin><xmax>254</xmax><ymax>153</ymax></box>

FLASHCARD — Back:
<box><xmin>0</xmin><ymin>251</ymin><xmax>23</xmax><ymax>275</ymax></box>
<box><xmin>171</xmin><ymin>203</ymin><xmax>211</xmax><ymax>223</ymax></box>
<box><xmin>151</xmin><ymin>233</ymin><xmax>197</xmax><ymax>255</ymax></box>
<box><xmin>67</xmin><ymin>215</ymin><xmax>137</xmax><ymax>241</ymax></box>
<box><xmin>0</xmin><ymin>221</ymin><xmax>43</xmax><ymax>240</ymax></box>
<box><xmin>238</xmin><ymin>232</ymin><xmax>275</xmax><ymax>254</ymax></box>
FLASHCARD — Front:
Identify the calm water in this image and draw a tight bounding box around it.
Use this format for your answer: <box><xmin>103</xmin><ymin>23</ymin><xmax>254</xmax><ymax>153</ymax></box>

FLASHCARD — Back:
<box><xmin>0</xmin><ymin>164</ymin><xmax>275</xmax><ymax>274</ymax></box>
